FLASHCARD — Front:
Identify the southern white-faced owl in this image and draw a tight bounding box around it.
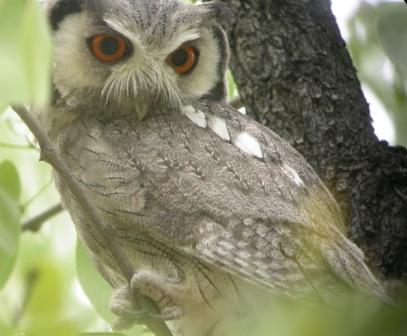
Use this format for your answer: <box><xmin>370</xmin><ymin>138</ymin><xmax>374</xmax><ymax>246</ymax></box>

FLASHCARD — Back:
<box><xmin>42</xmin><ymin>0</ymin><xmax>386</xmax><ymax>335</ymax></box>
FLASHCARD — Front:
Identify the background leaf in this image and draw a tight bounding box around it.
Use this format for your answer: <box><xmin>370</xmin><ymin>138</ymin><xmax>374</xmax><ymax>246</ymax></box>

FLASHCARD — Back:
<box><xmin>348</xmin><ymin>1</ymin><xmax>407</xmax><ymax>146</ymax></box>
<box><xmin>0</xmin><ymin>160</ymin><xmax>21</xmax><ymax>200</ymax></box>
<box><xmin>0</xmin><ymin>161</ymin><xmax>21</xmax><ymax>289</ymax></box>
<box><xmin>0</xmin><ymin>0</ymin><xmax>52</xmax><ymax>108</ymax></box>
<box><xmin>21</xmin><ymin>0</ymin><xmax>52</xmax><ymax>105</ymax></box>
<box><xmin>76</xmin><ymin>240</ymin><xmax>116</xmax><ymax>324</ymax></box>
<box><xmin>377</xmin><ymin>4</ymin><xmax>407</xmax><ymax>77</ymax></box>
<box><xmin>76</xmin><ymin>241</ymin><xmax>150</xmax><ymax>336</ymax></box>
<box><xmin>0</xmin><ymin>104</ymin><xmax>6</xmax><ymax>119</ymax></box>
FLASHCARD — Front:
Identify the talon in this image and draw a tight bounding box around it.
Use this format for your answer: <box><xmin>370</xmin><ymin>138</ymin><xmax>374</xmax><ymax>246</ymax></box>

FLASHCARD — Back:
<box><xmin>152</xmin><ymin>305</ymin><xmax>184</xmax><ymax>321</ymax></box>
<box><xmin>110</xmin><ymin>270</ymin><xmax>185</xmax><ymax>330</ymax></box>
<box><xmin>112</xmin><ymin>305</ymin><xmax>182</xmax><ymax>330</ymax></box>
<box><xmin>112</xmin><ymin>308</ymin><xmax>155</xmax><ymax>330</ymax></box>
<box><xmin>110</xmin><ymin>298</ymin><xmax>135</xmax><ymax>316</ymax></box>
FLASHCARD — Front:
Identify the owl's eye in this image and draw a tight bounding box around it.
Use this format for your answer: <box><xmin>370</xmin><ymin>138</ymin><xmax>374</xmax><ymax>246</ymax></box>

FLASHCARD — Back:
<box><xmin>166</xmin><ymin>45</ymin><xmax>199</xmax><ymax>75</ymax></box>
<box><xmin>88</xmin><ymin>34</ymin><xmax>131</xmax><ymax>63</ymax></box>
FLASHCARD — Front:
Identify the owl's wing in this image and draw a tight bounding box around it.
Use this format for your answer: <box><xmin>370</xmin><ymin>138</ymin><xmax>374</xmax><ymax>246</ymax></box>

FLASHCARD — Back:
<box><xmin>59</xmin><ymin>103</ymin><xmax>385</xmax><ymax>302</ymax></box>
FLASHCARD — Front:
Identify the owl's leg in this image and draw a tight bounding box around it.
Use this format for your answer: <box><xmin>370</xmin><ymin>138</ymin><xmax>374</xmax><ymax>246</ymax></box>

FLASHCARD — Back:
<box><xmin>110</xmin><ymin>271</ymin><xmax>184</xmax><ymax>330</ymax></box>
<box><xmin>110</xmin><ymin>285</ymin><xmax>147</xmax><ymax>330</ymax></box>
<box><xmin>130</xmin><ymin>271</ymin><xmax>184</xmax><ymax>320</ymax></box>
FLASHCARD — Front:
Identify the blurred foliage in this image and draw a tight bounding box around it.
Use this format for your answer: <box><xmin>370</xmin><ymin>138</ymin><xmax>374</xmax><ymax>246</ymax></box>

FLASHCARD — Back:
<box><xmin>76</xmin><ymin>241</ymin><xmax>116</xmax><ymax>325</ymax></box>
<box><xmin>230</xmin><ymin>295</ymin><xmax>407</xmax><ymax>336</ymax></box>
<box><xmin>348</xmin><ymin>1</ymin><xmax>407</xmax><ymax>146</ymax></box>
<box><xmin>0</xmin><ymin>0</ymin><xmax>51</xmax><ymax>110</ymax></box>
<box><xmin>76</xmin><ymin>241</ymin><xmax>146</xmax><ymax>336</ymax></box>
<box><xmin>377</xmin><ymin>4</ymin><xmax>407</xmax><ymax>77</ymax></box>
<box><xmin>0</xmin><ymin>161</ymin><xmax>21</xmax><ymax>290</ymax></box>
<box><xmin>0</xmin><ymin>1</ymin><xmax>406</xmax><ymax>336</ymax></box>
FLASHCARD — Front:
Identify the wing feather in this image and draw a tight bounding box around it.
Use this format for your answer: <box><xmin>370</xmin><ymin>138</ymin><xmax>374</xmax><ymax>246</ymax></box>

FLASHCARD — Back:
<box><xmin>60</xmin><ymin>103</ymin><xmax>386</xmax><ymax>302</ymax></box>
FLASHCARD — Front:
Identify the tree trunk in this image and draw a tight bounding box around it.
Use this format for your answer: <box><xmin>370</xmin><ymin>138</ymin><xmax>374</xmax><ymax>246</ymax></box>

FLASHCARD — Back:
<box><xmin>215</xmin><ymin>0</ymin><xmax>407</xmax><ymax>280</ymax></box>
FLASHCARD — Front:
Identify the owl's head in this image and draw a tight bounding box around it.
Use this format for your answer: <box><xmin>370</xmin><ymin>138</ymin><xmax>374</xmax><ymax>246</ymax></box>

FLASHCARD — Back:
<box><xmin>45</xmin><ymin>0</ymin><xmax>230</xmax><ymax>119</ymax></box>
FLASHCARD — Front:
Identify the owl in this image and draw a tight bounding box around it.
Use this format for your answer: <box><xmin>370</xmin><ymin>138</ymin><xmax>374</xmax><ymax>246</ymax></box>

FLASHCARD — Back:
<box><xmin>43</xmin><ymin>0</ymin><xmax>386</xmax><ymax>335</ymax></box>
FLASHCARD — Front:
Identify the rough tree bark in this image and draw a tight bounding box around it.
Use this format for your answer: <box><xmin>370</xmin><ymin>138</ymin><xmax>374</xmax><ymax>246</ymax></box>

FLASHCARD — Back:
<box><xmin>215</xmin><ymin>0</ymin><xmax>407</xmax><ymax>280</ymax></box>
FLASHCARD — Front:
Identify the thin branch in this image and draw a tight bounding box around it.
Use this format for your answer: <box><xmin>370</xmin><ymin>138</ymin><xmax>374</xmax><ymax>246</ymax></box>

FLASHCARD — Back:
<box><xmin>5</xmin><ymin>116</ymin><xmax>40</xmax><ymax>150</ymax></box>
<box><xmin>0</xmin><ymin>142</ymin><xmax>36</xmax><ymax>150</ymax></box>
<box><xmin>21</xmin><ymin>179</ymin><xmax>52</xmax><ymax>211</ymax></box>
<box><xmin>12</xmin><ymin>269</ymin><xmax>39</xmax><ymax>327</ymax></box>
<box><xmin>11</xmin><ymin>105</ymin><xmax>173</xmax><ymax>336</ymax></box>
<box><xmin>22</xmin><ymin>204</ymin><xmax>64</xmax><ymax>232</ymax></box>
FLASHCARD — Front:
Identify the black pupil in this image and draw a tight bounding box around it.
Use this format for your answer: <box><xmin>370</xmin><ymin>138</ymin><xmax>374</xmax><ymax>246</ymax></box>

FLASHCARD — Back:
<box><xmin>100</xmin><ymin>37</ymin><xmax>119</xmax><ymax>55</ymax></box>
<box><xmin>171</xmin><ymin>48</ymin><xmax>188</xmax><ymax>66</ymax></box>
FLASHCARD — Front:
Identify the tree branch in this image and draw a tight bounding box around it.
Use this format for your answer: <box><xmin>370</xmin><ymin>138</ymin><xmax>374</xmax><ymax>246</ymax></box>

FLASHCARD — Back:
<box><xmin>0</xmin><ymin>142</ymin><xmax>36</xmax><ymax>150</ymax></box>
<box><xmin>11</xmin><ymin>105</ymin><xmax>173</xmax><ymax>336</ymax></box>
<box><xmin>12</xmin><ymin>269</ymin><xmax>38</xmax><ymax>326</ymax></box>
<box><xmin>219</xmin><ymin>0</ymin><xmax>407</xmax><ymax>279</ymax></box>
<box><xmin>21</xmin><ymin>180</ymin><xmax>52</xmax><ymax>211</ymax></box>
<box><xmin>22</xmin><ymin>204</ymin><xmax>64</xmax><ymax>232</ymax></box>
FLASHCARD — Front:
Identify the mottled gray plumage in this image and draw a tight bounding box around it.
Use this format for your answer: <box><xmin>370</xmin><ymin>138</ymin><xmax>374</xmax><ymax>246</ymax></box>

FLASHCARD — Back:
<box><xmin>43</xmin><ymin>0</ymin><xmax>386</xmax><ymax>335</ymax></box>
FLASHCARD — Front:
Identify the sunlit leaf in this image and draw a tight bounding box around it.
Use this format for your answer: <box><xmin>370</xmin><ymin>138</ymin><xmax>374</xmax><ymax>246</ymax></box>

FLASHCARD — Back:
<box><xmin>348</xmin><ymin>2</ymin><xmax>407</xmax><ymax>146</ymax></box>
<box><xmin>0</xmin><ymin>161</ymin><xmax>21</xmax><ymax>290</ymax></box>
<box><xmin>0</xmin><ymin>161</ymin><xmax>21</xmax><ymax>200</ymax></box>
<box><xmin>377</xmin><ymin>4</ymin><xmax>407</xmax><ymax>77</ymax></box>
<box><xmin>25</xmin><ymin>259</ymin><xmax>65</xmax><ymax>322</ymax></box>
<box><xmin>0</xmin><ymin>192</ymin><xmax>20</xmax><ymax>290</ymax></box>
<box><xmin>76</xmin><ymin>240</ymin><xmax>116</xmax><ymax>324</ymax></box>
<box><xmin>227</xmin><ymin>70</ymin><xmax>238</xmax><ymax>99</ymax></box>
<box><xmin>21</xmin><ymin>0</ymin><xmax>52</xmax><ymax>105</ymax></box>
<box><xmin>0</xmin><ymin>316</ymin><xmax>12</xmax><ymax>336</ymax></box>
<box><xmin>0</xmin><ymin>104</ymin><xmax>7</xmax><ymax>118</ymax></box>
<box><xmin>76</xmin><ymin>241</ymin><xmax>148</xmax><ymax>336</ymax></box>
<box><xmin>23</xmin><ymin>319</ymin><xmax>82</xmax><ymax>336</ymax></box>
<box><xmin>0</xmin><ymin>0</ymin><xmax>52</xmax><ymax>108</ymax></box>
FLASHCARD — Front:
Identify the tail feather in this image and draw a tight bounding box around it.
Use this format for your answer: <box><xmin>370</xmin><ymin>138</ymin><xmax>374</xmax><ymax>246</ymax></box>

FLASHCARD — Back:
<box><xmin>322</xmin><ymin>234</ymin><xmax>391</xmax><ymax>303</ymax></box>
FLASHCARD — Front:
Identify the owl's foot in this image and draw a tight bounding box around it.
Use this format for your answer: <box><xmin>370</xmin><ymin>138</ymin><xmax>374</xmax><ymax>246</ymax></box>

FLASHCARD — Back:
<box><xmin>131</xmin><ymin>271</ymin><xmax>184</xmax><ymax>320</ymax></box>
<box><xmin>110</xmin><ymin>271</ymin><xmax>184</xmax><ymax>330</ymax></box>
<box><xmin>110</xmin><ymin>285</ymin><xmax>147</xmax><ymax>330</ymax></box>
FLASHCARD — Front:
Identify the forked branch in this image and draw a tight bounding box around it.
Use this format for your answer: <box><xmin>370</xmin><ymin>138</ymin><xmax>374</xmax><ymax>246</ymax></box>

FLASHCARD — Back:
<box><xmin>22</xmin><ymin>204</ymin><xmax>64</xmax><ymax>232</ymax></box>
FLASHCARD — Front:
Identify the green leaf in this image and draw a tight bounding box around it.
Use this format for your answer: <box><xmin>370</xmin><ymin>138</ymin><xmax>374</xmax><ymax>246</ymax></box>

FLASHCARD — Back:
<box><xmin>22</xmin><ymin>319</ymin><xmax>82</xmax><ymax>336</ymax></box>
<box><xmin>76</xmin><ymin>240</ymin><xmax>116</xmax><ymax>324</ymax></box>
<box><xmin>0</xmin><ymin>161</ymin><xmax>21</xmax><ymax>200</ymax></box>
<box><xmin>0</xmin><ymin>319</ymin><xmax>12</xmax><ymax>336</ymax></box>
<box><xmin>21</xmin><ymin>0</ymin><xmax>52</xmax><ymax>105</ymax></box>
<box><xmin>0</xmin><ymin>104</ymin><xmax>6</xmax><ymax>118</ymax></box>
<box><xmin>377</xmin><ymin>4</ymin><xmax>407</xmax><ymax>77</ymax></box>
<box><xmin>227</xmin><ymin>70</ymin><xmax>238</xmax><ymax>99</ymax></box>
<box><xmin>25</xmin><ymin>260</ymin><xmax>65</xmax><ymax>322</ymax></box>
<box><xmin>0</xmin><ymin>0</ymin><xmax>52</xmax><ymax>108</ymax></box>
<box><xmin>0</xmin><ymin>191</ymin><xmax>20</xmax><ymax>290</ymax></box>
<box><xmin>0</xmin><ymin>160</ymin><xmax>21</xmax><ymax>289</ymax></box>
<box><xmin>76</xmin><ymin>241</ymin><xmax>147</xmax><ymax>336</ymax></box>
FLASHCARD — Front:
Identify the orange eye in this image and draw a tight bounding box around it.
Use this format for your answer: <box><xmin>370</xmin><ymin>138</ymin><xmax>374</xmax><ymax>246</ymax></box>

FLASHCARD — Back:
<box><xmin>88</xmin><ymin>33</ymin><xmax>130</xmax><ymax>63</ymax></box>
<box><xmin>166</xmin><ymin>45</ymin><xmax>199</xmax><ymax>74</ymax></box>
